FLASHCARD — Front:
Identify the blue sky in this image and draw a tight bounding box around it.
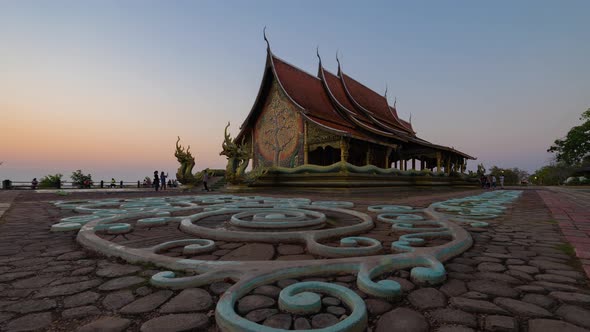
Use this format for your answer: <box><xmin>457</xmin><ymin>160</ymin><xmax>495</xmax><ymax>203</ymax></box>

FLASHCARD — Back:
<box><xmin>1</xmin><ymin>1</ymin><xmax>589</xmax><ymax>180</ymax></box>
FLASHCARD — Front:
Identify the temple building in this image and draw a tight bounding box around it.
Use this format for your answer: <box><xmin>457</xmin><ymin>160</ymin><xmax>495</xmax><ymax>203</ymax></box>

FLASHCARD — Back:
<box><xmin>234</xmin><ymin>41</ymin><xmax>474</xmax><ymax>185</ymax></box>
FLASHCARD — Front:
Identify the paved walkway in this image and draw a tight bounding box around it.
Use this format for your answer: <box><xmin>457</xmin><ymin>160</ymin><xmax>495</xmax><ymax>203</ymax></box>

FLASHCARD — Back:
<box><xmin>0</xmin><ymin>188</ymin><xmax>589</xmax><ymax>331</ymax></box>
<box><xmin>538</xmin><ymin>187</ymin><xmax>590</xmax><ymax>277</ymax></box>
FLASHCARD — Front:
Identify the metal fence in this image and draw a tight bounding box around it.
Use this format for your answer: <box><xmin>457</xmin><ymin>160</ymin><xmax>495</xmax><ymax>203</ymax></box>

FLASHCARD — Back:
<box><xmin>1</xmin><ymin>179</ymin><xmax>157</xmax><ymax>190</ymax></box>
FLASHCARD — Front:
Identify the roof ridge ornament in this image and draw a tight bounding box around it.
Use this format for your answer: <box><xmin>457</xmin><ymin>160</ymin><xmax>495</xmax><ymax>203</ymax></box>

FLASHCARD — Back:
<box><xmin>394</xmin><ymin>96</ymin><xmax>397</xmax><ymax>108</ymax></box>
<box><xmin>316</xmin><ymin>45</ymin><xmax>322</xmax><ymax>64</ymax></box>
<box><xmin>263</xmin><ymin>26</ymin><xmax>271</xmax><ymax>51</ymax></box>
<box><xmin>336</xmin><ymin>50</ymin><xmax>342</xmax><ymax>75</ymax></box>
<box><xmin>384</xmin><ymin>84</ymin><xmax>388</xmax><ymax>98</ymax></box>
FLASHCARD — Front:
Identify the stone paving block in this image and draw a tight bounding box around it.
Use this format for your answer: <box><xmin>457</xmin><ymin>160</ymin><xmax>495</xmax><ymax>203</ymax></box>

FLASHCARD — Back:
<box><xmin>5</xmin><ymin>312</ymin><xmax>53</xmax><ymax>332</ymax></box>
<box><xmin>493</xmin><ymin>297</ymin><xmax>552</xmax><ymax>317</ymax></box>
<box><xmin>77</xmin><ymin>316</ymin><xmax>132</xmax><ymax>332</ymax></box>
<box><xmin>528</xmin><ymin>319</ymin><xmax>588</xmax><ymax>332</ymax></box>
<box><xmin>483</xmin><ymin>315</ymin><xmax>517</xmax><ymax>332</ymax></box>
<box><xmin>376</xmin><ymin>307</ymin><xmax>429</xmax><ymax>332</ymax></box>
<box><xmin>120</xmin><ymin>290</ymin><xmax>173</xmax><ymax>314</ymax></box>
<box><xmin>555</xmin><ymin>304</ymin><xmax>590</xmax><ymax>329</ymax></box>
<box><xmin>159</xmin><ymin>288</ymin><xmax>213</xmax><ymax>313</ymax></box>
<box><xmin>140</xmin><ymin>313</ymin><xmax>209</xmax><ymax>332</ymax></box>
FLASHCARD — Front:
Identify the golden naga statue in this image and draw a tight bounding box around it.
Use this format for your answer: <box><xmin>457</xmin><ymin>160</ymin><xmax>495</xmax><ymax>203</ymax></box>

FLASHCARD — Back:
<box><xmin>220</xmin><ymin>122</ymin><xmax>251</xmax><ymax>184</ymax></box>
<box><xmin>175</xmin><ymin>137</ymin><xmax>197</xmax><ymax>185</ymax></box>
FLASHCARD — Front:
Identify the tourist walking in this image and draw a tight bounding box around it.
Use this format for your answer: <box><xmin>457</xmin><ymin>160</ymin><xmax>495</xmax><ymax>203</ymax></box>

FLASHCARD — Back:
<box><xmin>491</xmin><ymin>175</ymin><xmax>497</xmax><ymax>190</ymax></box>
<box><xmin>153</xmin><ymin>171</ymin><xmax>160</xmax><ymax>192</ymax></box>
<box><xmin>203</xmin><ymin>169</ymin><xmax>210</xmax><ymax>192</ymax></box>
<box><xmin>160</xmin><ymin>171</ymin><xmax>168</xmax><ymax>190</ymax></box>
<box><xmin>500</xmin><ymin>174</ymin><xmax>505</xmax><ymax>189</ymax></box>
<box><xmin>31</xmin><ymin>178</ymin><xmax>38</xmax><ymax>190</ymax></box>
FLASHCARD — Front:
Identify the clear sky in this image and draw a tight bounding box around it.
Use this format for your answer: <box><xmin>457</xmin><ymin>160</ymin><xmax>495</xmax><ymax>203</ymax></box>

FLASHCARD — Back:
<box><xmin>1</xmin><ymin>1</ymin><xmax>589</xmax><ymax>181</ymax></box>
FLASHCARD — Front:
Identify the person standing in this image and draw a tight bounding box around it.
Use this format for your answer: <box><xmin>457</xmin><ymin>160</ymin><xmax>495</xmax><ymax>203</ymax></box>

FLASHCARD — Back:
<box><xmin>153</xmin><ymin>171</ymin><xmax>160</xmax><ymax>192</ymax></box>
<box><xmin>491</xmin><ymin>175</ymin><xmax>497</xmax><ymax>190</ymax></box>
<box><xmin>31</xmin><ymin>178</ymin><xmax>38</xmax><ymax>190</ymax></box>
<box><xmin>110</xmin><ymin>178</ymin><xmax>116</xmax><ymax>188</ymax></box>
<box><xmin>203</xmin><ymin>169</ymin><xmax>210</xmax><ymax>192</ymax></box>
<box><xmin>499</xmin><ymin>174</ymin><xmax>505</xmax><ymax>189</ymax></box>
<box><xmin>160</xmin><ymin>171</ymin><xmax>168</xmax><ymax>190</ymax></box>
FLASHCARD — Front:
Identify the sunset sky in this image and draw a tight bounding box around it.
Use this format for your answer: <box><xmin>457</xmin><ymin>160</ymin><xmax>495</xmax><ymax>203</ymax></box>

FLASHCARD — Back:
<box><xmin>1</xmin><ymin>1</ymin><xmax>589</xmax><ymax>181</ymax></box>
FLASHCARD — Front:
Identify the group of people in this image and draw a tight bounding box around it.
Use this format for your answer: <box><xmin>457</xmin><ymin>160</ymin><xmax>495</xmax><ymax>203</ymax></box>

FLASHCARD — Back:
<box><xmin>153</xmin><ymin>171</ymin><xmax>170</xmax><ymax>192</ymax></box>
<box><xmin>480</xmin><ymin>174</ymin><xmax>505</xmax><ymax>190</ymax></box>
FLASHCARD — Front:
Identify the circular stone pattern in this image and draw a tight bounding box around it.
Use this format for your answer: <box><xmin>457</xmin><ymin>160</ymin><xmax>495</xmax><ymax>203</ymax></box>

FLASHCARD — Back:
<box><xmin>230</xmin><ymin>208</ymin><xmax>326</xmax><ymax>229</ymax></box>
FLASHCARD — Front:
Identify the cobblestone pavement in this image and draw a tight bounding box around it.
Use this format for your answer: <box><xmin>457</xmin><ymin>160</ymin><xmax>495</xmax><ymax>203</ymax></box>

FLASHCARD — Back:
<box><xmin>0</xmin><ymin>187</ymin><xmax>589</xmax><ymax>331</ymax></box>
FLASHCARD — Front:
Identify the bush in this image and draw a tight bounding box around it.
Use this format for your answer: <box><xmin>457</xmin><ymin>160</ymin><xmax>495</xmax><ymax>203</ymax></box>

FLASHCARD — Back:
<box><xmin>71</xmin><ymin>170</ymin><xmax>93</xmax><ymax>188</ymax></box>
<box><xmin>39</xmin><ymin>174</ymin><xmax>63</xmax><ymax>188</ymax></box>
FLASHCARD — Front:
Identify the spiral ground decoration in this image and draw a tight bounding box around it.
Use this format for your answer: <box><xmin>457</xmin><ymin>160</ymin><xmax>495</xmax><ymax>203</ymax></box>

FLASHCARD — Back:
<box><xmin>51</xmin><ymin>190</ymin><xmax>522</xmax><ymax>331</ymax></box>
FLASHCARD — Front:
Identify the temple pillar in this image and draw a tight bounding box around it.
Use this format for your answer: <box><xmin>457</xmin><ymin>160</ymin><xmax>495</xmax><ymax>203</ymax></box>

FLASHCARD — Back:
<box><xmin>340</xmin><ymin>137</ymin><xmax>349</xmax><ymax>163</ymax></box>
<box><xmin>436</xmin><ymin>152</ymin><xmax>442</xmax><ymax>172</ymax></box>
<box><xmin>366</xmin><ymin>147</ymin><xmax>372</xmax><ymax>165</ymax></box>
<box><xmin>385</xmin><ymin>147</ymin><xmax>392</xmax><ymax>168</ymax></box>
<box><xmin>403</xmin><ymin>159</ymin><xmax>407</xmax><ymax>171</ymax></box>
<box><xmin>446</xmin><ymin>156</ymin><xmax>451</xmax><ymax>175</ymax></box>
<box><xmin>421</xmin><ymin>160</ymin><xmax>425</xmax><ymax>170</ymax></box>
<box><xmin>304</xmin><ymin>122</ymin><xmax>308</xmax><ymax>165</ymax></box>
<box><xmin>461</xmin><ymin>160</ymin><xmax>467</xmax><ymax>173</ymax></box>
<box><xmin>411</xmin><ymin>158</ymin><xmax>416</xmax><ymax>170</ymax></box>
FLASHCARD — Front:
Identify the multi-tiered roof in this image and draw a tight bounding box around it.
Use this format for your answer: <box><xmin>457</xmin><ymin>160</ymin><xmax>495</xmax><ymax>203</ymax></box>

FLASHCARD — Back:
<box><xmin>238</xmin><ymin>43</ymin><xmax>474</xmax><ymax>160</ymax></box>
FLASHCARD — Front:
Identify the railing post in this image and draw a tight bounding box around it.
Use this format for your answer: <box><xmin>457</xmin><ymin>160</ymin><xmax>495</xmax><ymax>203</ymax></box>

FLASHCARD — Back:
<box><xmin>137</xmin><ymin>181</ymin><xmax>140</xmax><ymax>188</ymax></box>
<box><xmin>100</xmin><ymin>180</ymin><xmax>104</xmax><ymax>188</ymax></box>
<box><xmin>120</xmin><ymin>181</ymin><xmax>123</xmax><ymax>188</ymax></box>
<box><xmin>57</xmin><ymin>179</ymin><xmax>61</xmax><ymax>189</ymax></box>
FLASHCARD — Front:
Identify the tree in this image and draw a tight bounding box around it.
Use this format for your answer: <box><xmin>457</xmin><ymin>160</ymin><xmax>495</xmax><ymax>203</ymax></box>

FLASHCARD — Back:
<box><xmin>548</xmin><ymin>109</ymin><xmax>590</xmax><ymax>165</ymax></box>
<box><xmin>529</xmin><ymin>163</ymin><xmax>576</xmax><ymax>185</ymax></box>
<box><xmin>489</xmin><ymin>166</ymin><xmax>530</xmax><ymax>185</ymax></box>
<box><xmin>71</xmin><ymin>170</ymin><xmax>93</xmax><ymax>188</ymax></box>
<box><xmin>261</xmin><ymin>108</ymin><xmax>296</xmax><ymax>166</ymax></box>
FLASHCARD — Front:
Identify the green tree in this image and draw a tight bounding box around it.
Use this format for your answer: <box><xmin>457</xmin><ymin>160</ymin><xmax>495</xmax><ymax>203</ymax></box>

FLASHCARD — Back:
<box><xmin>529</xmin><ymin>163</ymin><xmax>576</xmax><ymax>185</ymax></box>
<box><xmin>548</xmin><ymin>109</ymin><xmax>590</xmax><ymax>165</ymax></box>
<box><xmin>39</xmin><ymin>174</ymin><xmax>63</xmax><ymax>188</ymax></box>
<box><xmin>489</xmin><ymin>166</ymin><xmax>530</xmax><ymax>185</ymax></box>
<box><xmin>71</xmin><ymin>170</ymin><xmax>93</xmax><ymax>188</ymax></box>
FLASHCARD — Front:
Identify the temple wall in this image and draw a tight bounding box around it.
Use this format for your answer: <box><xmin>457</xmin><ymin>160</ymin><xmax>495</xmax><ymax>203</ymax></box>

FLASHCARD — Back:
<box><xmin>253</xmin><ymin>80</ymin><xmax>304</xmax><ymax>168</ymax></box>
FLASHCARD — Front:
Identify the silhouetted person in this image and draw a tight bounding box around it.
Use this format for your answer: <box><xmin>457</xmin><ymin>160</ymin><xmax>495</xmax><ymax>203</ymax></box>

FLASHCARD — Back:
<box><xmin>154</xmin><ymin>171</ymin><xmax>160</xmax><ymax>192</ymax></box>
<box><xmin>31</xmin><ymin>178</ymin><xmax>38</xmax><ymax>190</ymax></box>
<box><xmin>203</xmin><ymin>170</ymin><xmax>210</xmax><ymax>192</ymax></box>
<box><xmin>160</xmin><ymin>171</ymin><xmax>168</xmax><ymax>190</ymax></box>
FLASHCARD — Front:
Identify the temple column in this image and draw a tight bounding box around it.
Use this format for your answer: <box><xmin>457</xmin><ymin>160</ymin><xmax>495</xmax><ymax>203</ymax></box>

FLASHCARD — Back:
<box><xmin>446</xmin><ymin>156</ymin><xmax>451</xmax><ymax>175</ymax></box>
<box><xmin>366</xmin><ymin>147</ymin><xmax>372</xmax><ymax>165</ymax></box>
<box><xmin>403</xmin><ymin>159</ymin><xmax>407</xmax><ymax>171</ymax></box>
<box><xmin>411</xmin><ymin>158</ymin><xmax>416</xmax><ymax>170</ymax></box>
<box><xmin>385</xmin><ymin>147</ymin><xmax>392</xmax><ymax>168</ymax></box>
<box><xmin>340</xmin><ymin>137</ymin><xmax>349</xmax><ymax>163</ymax></box>
<box><xmin>421</xmin><ymin>160</ymin><xmax>425</xmax><ymax>170</ymax></box>
<box><xmin>436</xmin><ymin>152</ymin><xmax>442</xmax><ymax>173</ymax></box>
<box><xmin>461</xmin><ymin>160</ymin><xmax>467</xmax><ymax>173</ymax></box>
<box><xmin>303</xmin><ymin>122</ymin><xmax>309</xmax><ymax>165</ymax></box>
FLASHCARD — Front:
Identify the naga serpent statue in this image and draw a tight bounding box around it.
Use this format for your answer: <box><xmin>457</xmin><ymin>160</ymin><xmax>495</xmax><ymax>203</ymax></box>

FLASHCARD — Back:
<box><xmin>220</xmin><ymin>122</ymin><xmax>251</xmax><ymax>184</ymax></box>
<box><xmin>175</xmin><ymin>137</ymin><xmax>197</xmax><ymax>185</ymax></box>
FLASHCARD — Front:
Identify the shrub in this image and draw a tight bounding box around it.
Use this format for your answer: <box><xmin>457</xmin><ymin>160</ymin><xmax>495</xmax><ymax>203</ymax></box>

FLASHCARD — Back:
<box><xmin>39</xmin><ymin>174</ymin><xmax>63</xmax><ymax>188</ymax></box>
<box><xmin>71</xmin><ymin>170</ymin><xmax>93</xmax><ymax>188</ymax></box>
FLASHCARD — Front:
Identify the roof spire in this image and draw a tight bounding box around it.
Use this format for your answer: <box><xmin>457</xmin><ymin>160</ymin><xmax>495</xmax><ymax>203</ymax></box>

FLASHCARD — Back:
<box><xmin>409</xmin><ymin>112</ymin><xmax>412</xmax><ymax>125</ymax></box>
<box><xmin>394</xmin><ymin>96</ymin><xmax>397</xmax><ymax>108</ymax></box>
<box><xmin>263</xmin><ymin>26</ymin><xmax>270</xmax><ymax>51</ymax></box>
<box><xmin>384</xmin><ymin>84</ymin><xmax>388</xmax><ymax>98</ymax></box>
<box><xmin>316</xmin><ymin>45</ymin><xmax>322</xmax><ymax>64</ymax></box>
<box><xmin>336</xmin><ymin>50</ymin><xmax>342</xmax><ymax>75</ymax></box>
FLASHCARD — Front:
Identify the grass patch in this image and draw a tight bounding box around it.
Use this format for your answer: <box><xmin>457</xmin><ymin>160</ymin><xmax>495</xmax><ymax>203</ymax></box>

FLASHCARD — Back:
<box><xmin>555</xmin><ymin>243</ymin><xmax>576</xmax><ymax>257</ymax></box>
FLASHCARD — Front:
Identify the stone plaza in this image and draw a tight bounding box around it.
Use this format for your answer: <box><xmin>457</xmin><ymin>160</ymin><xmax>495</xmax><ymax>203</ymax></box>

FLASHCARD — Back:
<box><xmin>0</xmin><ymin>186</ymin><xmax>589</xmax><ymax>331</ymax></box>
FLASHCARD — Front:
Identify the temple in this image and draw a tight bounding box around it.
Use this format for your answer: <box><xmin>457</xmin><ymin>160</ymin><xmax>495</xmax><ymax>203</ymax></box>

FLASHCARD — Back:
<box><xmin>232</xmin><ymin>40</ymin><xmax>475</xmax><ymax>187</ymax></box>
